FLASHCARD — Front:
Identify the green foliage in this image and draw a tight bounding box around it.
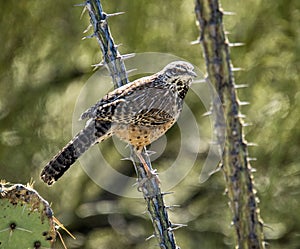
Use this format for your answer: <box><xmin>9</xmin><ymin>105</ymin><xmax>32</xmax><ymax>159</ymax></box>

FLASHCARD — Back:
<box><xmin>0</xmin><ymin>0</ymin><xmax>299</xmax><ymax>248</ymax></box>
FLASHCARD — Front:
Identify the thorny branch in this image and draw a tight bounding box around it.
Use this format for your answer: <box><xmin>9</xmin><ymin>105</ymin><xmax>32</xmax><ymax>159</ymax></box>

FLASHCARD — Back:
<box><xmin>84</xmin><ymin>1</ymin><xmax>179</xmax><ymax>248</ymax></box>
<box><xmin>194</xmin><ymin>0</ymin><xmax>265</xmax><ymax>248</ymax></box>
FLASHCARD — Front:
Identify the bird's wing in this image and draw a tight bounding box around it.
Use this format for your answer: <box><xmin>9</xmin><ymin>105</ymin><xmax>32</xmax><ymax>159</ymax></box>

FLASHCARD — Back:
<box><xmin>79</xmin><ymin>75</ymin><xmax>156</xmax><ymax>121</ymax></box>
<box><xmin>80</xmin><ymin>74</ymin><xmax>177</xmax><ymax>125</ymax></box>
<box><xmin>111</xmin><ymin>82</ymin><xmax>178</xmax><ymax>125</ymax></box>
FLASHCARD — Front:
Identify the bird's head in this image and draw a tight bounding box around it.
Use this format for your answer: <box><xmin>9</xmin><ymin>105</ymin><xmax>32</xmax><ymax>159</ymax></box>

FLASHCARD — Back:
<box><xmin>160</xmin><ymin>61</ymin><xmax>197</xmax><ymax>98</ymax></box>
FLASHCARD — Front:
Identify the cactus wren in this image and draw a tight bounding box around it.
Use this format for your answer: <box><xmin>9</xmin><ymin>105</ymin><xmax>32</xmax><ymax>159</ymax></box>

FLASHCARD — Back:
<box><xmin>41</xmin><ymin>61</ymin><xmax>197</xmax><ymax>185</ymax></box>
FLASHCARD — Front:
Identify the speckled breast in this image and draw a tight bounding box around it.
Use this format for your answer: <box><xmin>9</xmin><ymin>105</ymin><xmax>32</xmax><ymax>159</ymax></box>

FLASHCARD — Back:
<box><xmin>113</xmin><ymin>119</ymin><xmax>176</xmax><ymax>151</ymax></box>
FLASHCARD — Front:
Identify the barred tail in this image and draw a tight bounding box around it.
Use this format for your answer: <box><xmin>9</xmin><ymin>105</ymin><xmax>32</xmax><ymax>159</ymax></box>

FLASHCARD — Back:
<box><xmin>41</xmin><ymin>120</ymin><xmax>112</xmax><ymax>185</ymax></box>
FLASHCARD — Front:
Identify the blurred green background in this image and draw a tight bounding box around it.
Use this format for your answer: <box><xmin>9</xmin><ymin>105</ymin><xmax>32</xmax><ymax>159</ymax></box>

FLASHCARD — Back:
<box><xmin>0</xmin><ymin>0</ymin><xmax>299</xmax><ymax>248</ymax></box>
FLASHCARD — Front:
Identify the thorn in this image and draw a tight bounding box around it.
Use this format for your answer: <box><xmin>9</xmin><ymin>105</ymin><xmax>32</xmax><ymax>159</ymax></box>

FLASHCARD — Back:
<box><xmin>170</xmin><ymin>223</ymin><xmax>187</xmax><ymax>231</ymax></box>
<box><xmin>202</xmin><ymin>111</ymin><xmax>212</xmax><ymax>117</ymax></box>
<box><xmin>208</xmin><ymin>166</ymin><xmax>222</xmax><ymax>176</ymax></box>
<box><xmin>145</xmin><ymin>234</ymin><xmax>156</xmax><ymax>241</ymax></box>
<box><xmin>225</xmin><ymin>31</ymin><xmax>231</xmax><ymax>35</ymax></box>
<box><xmin>229</xmin><ymin>42</ymin><xmax>245</xmax><ymax>47</ymax></box>
<box><xmin>83</xmin><ymin>24</ymin><xmax>92</xmax><ymax>34</ymax></box>
<box><xmin>132</xmin><ymin>181</ymin><xmax>139</xmax><ymax>187</ymax></box>
<box><xmin>92</xmin><ymin>60</ymin><xmax>105</xmax><ymax>67</ymax></box>
<box><xmin>80</xmin><ymin>5</ymin><xmax>87</xmax><ymax>19</ymax></box>
<box><xmin>141</xmin><ymin>209</ymin><xmax>148</xmax><ymax>215</ymax></box>
<box><xmin>166</xmin><ymin>205</ymin><xmax>180</xmax><ymax>210</ymax></box>
<box><xmin>121</xmin><ymin>53</ymin><xmax>136</xmax><ymax>61</ymax></box>
<box><xmin>247</xmin><ymin>142</ymin><xmax>258</xmax><ymax>147</ymax></box>
<box><xmin>239</xmin><ymin>101</ymin><xmax>250</xmax><ymax>106</ymax></box>
<box><xmin>106</xmin><ymin>12</ymin><xmax>125</xmax><ymax>18</ymax></box>
<box><xmin>121</xmin><ymin>157</ymin><xmax>132</xmax><ymax>161</ymax></box>
<box><xmin>234</xmin><ymin>84</ymin><xmax>249</xmax><ymax>89</ymax></box>
<box><xmin>145</xmin><ymin>150</ymin><xmax>156</xmax><ymax>156</ymax></box>
<box><xmin>115</xmin><ymin>43</ymin><xmax>123</xmax><ymax>48</ymax></box>
<box><xmin>161</xmin><ymin>191</ymin><xmax>174</xmax><ymax>196</ymax></box>
<box><xmin>126</xmin><ymin>68</ymin><xmax>138</xmax><ymax>74</ymax></box>
<box><xmin>92</xmin><ymin>66</ymin><xmax>100</xmax><ymax>72</ymax></box>
<box><xmin>74</xmin><ymin>2</ymin><xmax>86</xmax><ymax>7</ymax></box>
<box><xmin>82</xmin><ymin>34</ymin><xmax>95</xmax><ymax>40</ymax></box>
<box><xmin>247</xmin><ymin>157</ymin><xmax>257</xmax><ymax>161</ymax></box>
<box><xmin>242</xmin><ymin>123</ymin><xmax>252</xmax><ymax>127</ymax></box>
<box><xmin>53</xmin><ymin>217</ymin><xmax>76</xmax><ymax>240</ymax></box>
<box><xmin>232</xmin><ymin>67</ymin><xmax>244</xmax><ymax>72</ymax></box>
<box><xmin>57</xmin><ymin>231</ymin><xmax>68</xmax><ymax>249</ymax></box>
<box><xmin>193</xmin><ymin>79</ymin><xmax>207</xmax><ymax>84</ymax></box>
<box><xmin>235</xmin><ymin>113</ymin><xmax>246</xmax><ymax>118</ymax></box>
<box><xmin>190</xmin><ymin>40</ymin><xmax>200</xmax><ymax>45</ymax></box>
<box><xmin>263</xmin><ymin>223</ymin><xmax>273</xmax><ymax>231</ymax></box>
<box><xmin>222</xmin><ymin>11</ymin><xmax>236</xmax><ymax>15</ymax></box>
<box><xmin>251</xmin><ymin>167</ymin><xmax>257</xmax><ymax>173</ymax></box>
<box><xmin>150</xmin><ymin>169</ymin><xmax>159</xmax><ymax>176</ymax></box>
<box><xmin>91</xmin><ymin>61</ymin><xmax>105</xmax><ymax>69</ymax></box>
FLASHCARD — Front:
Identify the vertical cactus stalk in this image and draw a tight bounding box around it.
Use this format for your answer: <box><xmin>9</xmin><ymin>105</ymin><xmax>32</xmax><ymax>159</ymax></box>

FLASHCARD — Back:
<box><xmin>194</xmin><ymin>0</ymin><xmax>265</xmax><ymax>248</ymax></box>
<box><xmin>85</xmin><ymin>0</ymin><xmax>129</xmax><ymax>88</ymax></box>
<box><xmin>84</xmin><ymin>1</ymin><xmax>179</xmax><ymax>248</ymax></box>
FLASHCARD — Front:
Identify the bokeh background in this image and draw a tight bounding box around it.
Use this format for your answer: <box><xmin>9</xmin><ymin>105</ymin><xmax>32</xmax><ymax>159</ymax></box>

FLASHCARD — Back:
<box><xmin>1</xmin><ymin>0</ymin><xmax>300</xmax><ymax>248</ymax></box>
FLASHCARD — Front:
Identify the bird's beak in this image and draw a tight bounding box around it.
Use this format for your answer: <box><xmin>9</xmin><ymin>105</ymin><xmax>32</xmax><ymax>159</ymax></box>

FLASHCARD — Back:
<box><xmin>190</xmin><ymin>71</ymin><xmax>197</xmax><ymax>77</ymax></box>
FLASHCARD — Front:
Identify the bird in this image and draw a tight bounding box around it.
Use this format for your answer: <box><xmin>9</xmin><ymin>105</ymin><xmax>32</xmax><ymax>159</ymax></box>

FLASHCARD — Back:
<box><xmin>41</xmin><ymin>61</ymin><xmax>197</xmax><ymax>185</ymax></box>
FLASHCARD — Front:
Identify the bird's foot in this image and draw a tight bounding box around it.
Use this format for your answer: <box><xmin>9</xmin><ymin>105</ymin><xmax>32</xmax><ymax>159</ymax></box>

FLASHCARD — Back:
<box><xmin>145</xmin><ymin>168</ymin><xmax>161</xmax><ymax>185</ymax></box>
<box><xmin>136</xmin><ymin>152</ymin><xmax>160</xmax><ymax>182</ymax></box>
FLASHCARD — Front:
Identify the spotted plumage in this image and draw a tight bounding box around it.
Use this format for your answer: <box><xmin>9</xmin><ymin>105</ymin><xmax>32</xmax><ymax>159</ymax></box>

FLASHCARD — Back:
<box><xmin>41</xmin><ymin>61</ymin><xmax>197</xmax><ymax>185</ymax></box>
